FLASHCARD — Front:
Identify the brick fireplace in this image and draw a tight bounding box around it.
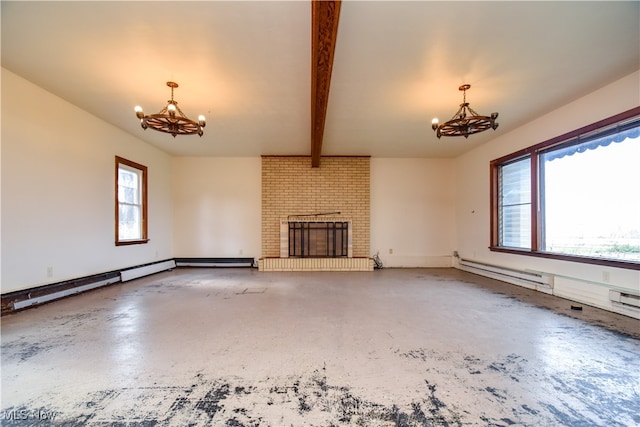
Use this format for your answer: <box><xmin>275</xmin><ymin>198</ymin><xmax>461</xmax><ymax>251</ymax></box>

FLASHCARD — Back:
<box><xmin>260</xmin><ymin>156</ymin><xmax>373</xmax><ymax>271</ymax></box>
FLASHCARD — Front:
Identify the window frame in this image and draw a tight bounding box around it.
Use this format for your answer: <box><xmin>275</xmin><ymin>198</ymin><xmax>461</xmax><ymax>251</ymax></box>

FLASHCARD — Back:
<box><xmin>115</xmin><ymin>156</ymin><xmax>149</xmax><ymax>246</ymax></box>
<box><xmin>490</xmin><ymin>106</ymin><xmax>640</xmax><ymax>271</ymax></box>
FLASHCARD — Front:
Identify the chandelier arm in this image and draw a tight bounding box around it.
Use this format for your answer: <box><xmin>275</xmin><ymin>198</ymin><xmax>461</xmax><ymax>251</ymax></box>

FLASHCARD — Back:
<box><xmin>465</xmin><ymin>105</ymin><xmax>481</xmax><ymax>117</ymax></box>
<box><xmin>173</xmin><ymin>103</ymin><xmax>188</xmax><ymax>119</ymax></box>
<box><xmin>448</xmin><ymin>104</ymin><xmax>467</xmax><ymax>122</ymax></box>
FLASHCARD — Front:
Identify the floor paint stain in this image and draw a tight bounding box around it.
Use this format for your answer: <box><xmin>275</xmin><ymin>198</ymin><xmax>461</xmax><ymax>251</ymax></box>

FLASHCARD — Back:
<box><xmin>194</xmin><ymin>382</ymin><xmax>230</xmax><ymax>420</ymax></box>
<box><xmin>2</xmin><ymin>268</ymin><xmax>639</xmax><ymax>426</ymax></box>
<box><xmin>18</xmin><ymin>370</ymin><xmax>472</xmax><ymax>426</ymax></box>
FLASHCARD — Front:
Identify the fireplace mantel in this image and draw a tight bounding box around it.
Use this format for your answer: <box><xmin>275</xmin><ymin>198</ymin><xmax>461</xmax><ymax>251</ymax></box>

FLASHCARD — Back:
<box><xmin>284</xmin><ymin>216</ymin><xmax>349</xmax><ymax>223</ymax></box>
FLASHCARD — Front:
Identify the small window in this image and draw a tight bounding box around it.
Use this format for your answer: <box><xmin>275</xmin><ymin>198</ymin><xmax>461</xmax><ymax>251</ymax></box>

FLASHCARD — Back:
<box><xmin>115</xmin><ymin>156</ymin><xmax>148</xmax><ymax>245</ymax></box>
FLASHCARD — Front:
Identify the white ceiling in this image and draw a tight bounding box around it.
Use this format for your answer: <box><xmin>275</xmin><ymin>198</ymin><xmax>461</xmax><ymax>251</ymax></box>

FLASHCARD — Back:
<box><xmin>2</xmin><ymin>1</ymin><xmax>638</xmax><ymax>158</ymax></box>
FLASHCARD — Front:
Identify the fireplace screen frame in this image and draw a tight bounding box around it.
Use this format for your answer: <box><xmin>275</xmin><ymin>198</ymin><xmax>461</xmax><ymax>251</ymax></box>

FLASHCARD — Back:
<box><xmin>288</xmin><ymin>221</ymin><xmax>349</xmax><ymax>258</ymax></box>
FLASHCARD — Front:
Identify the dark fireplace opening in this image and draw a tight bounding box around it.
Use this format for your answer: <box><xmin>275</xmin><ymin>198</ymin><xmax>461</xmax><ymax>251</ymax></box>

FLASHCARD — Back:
<box><xmin>289</xmin><ymin>222</ymin><xmax>348</xmax><ymax>258</ymax></box>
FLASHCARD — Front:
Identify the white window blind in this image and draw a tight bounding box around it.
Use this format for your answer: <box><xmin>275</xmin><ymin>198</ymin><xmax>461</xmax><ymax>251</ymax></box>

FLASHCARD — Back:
<box><xmin>498</xmin><ymin>157</ymin><xmax>531</xmax><ymax>249</ymax></box>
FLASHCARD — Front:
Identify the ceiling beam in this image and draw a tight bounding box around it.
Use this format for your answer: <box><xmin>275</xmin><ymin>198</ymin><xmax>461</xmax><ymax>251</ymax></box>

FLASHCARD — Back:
<box><xmin>311</xmin><ymin>0</ymin><xmax>341</xmax><ymax>168</ymax></box>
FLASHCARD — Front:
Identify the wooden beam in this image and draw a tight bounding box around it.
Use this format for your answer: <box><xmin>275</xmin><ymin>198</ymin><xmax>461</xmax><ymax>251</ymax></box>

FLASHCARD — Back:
<box><xmin>311</xmin><ymin>0</ymin><xmax>341</xmax><ymax>168</ymax></box>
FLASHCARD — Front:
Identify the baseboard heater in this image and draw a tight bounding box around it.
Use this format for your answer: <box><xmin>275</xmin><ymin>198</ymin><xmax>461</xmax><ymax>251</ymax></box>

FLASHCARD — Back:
<box><xmin>9</xmin><ymin>260</ymin><xmax>176</xmax><ymax>311</ymax></box>
<box><xmin>174</xmin><ymin>257</ymin><xmax>255</xmax><ymax>268</ymax></box>
<box><xmin>120</xmin><ymin>260</ymin><xmax>176</xmax><ymax>282</ymax></box>
<box><xmin>458</xmin><ymin>258</ymin><xmax>554</xmax><ymax>292</ymax></box>
<box><xmin>609</xmin><ymin>289</ymin><xmax>640</xmax><ymax>310</ymax></box>
<box><xmin>13</xmin><ymin>275</ymin><xmax>121</xmax><ymax>310</ymax></box>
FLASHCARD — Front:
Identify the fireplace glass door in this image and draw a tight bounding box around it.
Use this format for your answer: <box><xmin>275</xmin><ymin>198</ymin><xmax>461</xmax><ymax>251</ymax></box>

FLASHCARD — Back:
<box><xmin>289</xmin><ymin>222</ymin><xmax>348</xmax><ymax>258</ymax></box>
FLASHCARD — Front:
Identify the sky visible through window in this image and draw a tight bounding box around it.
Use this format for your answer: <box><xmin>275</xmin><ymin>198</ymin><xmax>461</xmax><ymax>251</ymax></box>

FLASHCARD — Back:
<box><xmin>543</xmin><ymin>135</ymin><xmax>640</xmax><ymax>261</ymax></box>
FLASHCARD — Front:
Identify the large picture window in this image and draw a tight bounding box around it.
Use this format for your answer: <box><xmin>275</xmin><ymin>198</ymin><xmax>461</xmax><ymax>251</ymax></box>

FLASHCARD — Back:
<box><xmin>490</xmin><ymin>107</ymin><xmax>640</xmax><ymax>269</ymax></box>
<box><xmin>115</xmin><ymin>156</ymin><xmax>148</xmax><ymax>245</ymax></box>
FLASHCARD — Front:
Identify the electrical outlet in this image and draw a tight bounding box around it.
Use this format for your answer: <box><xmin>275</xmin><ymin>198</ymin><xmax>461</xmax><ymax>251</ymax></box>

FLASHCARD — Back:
<box><xmin>46</xmin><ymin>267</ymin><xmax>53</xmax><ymax>278</ymax></box>
<box><xmin>389</xmin><ymin>248</ymin><xmax>393</xmax><ymax>254</ymax></box>
<box><xmin>239</xmin><ymin>249</ymin><xmax>244</xmax><ymax>255</ymax></box>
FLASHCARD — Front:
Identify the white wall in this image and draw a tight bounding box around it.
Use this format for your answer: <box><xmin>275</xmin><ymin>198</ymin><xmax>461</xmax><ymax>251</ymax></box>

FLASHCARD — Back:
<box><xmin>172</xmin><ymin>157</ymin><xmax>261</xmax><ymax>259</ymax></box>
<box><xmin>1</xmin><ymin>68</ymin><xmax>173</xmax><ymax>293</ymax></box>
<box><xmin>173</xmin><ymin>157</ymin><xmax>457</xmax><ymax>267</ymax></box>
<box><xmin>454</xmin><ymin>71</ymin><xmax>640</xmax><ymax>317</ymax></box>
<box><xmin>371</xmin><ymin>158</ymin><xmax>456</xmax><ymax>267</ymax></box>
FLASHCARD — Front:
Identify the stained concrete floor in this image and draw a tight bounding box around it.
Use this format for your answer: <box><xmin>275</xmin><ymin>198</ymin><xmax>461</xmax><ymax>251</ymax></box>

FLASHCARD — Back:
<box><xmin>1</xmin><ymin>268</ymin><xmax>639</xmax><ymax>426</ymax></box>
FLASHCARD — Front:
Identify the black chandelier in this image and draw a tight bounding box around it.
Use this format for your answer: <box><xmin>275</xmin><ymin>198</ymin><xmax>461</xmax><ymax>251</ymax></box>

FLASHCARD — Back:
<box><xmin>134</xmin><ymin>81</ymin><xmax>206</xmax><ymax>137</ymax></box>
<box><xmin>431</xmin><ymin>84</ymin><xmax>498</xmax><ymax>139</ymax></box>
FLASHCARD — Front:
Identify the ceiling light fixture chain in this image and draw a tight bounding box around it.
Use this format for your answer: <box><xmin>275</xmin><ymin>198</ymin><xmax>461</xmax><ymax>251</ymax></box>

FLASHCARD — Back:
<box><xmin>431</xmin><ymin>84</ymin><xmax>498</xmax><ymax>139</ymax></box>
<box><xmin>134</xmin><ymin>81</ymin><xmax>206</xmax><ymax>138</ymax></box>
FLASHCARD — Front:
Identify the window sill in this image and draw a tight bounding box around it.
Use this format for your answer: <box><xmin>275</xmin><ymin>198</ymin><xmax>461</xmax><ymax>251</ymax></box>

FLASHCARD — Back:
<box><xmin>489</xmin><ymin>246</ymin><xmax>640</xmax><ymax>270</ymax></box>
<box><xmin>116</xmin><ymin>239</ymin><xmax>149</xmax><ymax>246</ymax></box>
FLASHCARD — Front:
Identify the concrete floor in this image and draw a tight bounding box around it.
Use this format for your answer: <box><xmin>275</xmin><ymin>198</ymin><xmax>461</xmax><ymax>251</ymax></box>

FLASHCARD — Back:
<box><xmin>1</xmin><ymin>268</ymin><xmax>639</xmax><ymax>426</ymax></box>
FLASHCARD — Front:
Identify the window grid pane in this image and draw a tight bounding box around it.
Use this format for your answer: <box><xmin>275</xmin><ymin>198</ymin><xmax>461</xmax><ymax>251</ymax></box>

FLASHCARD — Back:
<box><xmin>541</xmin><ymin>131</ymin><xmax>640</xmax><ymax>261</ymax></box>
<box><xmin>118</xmin><ymin>204</ymin><xmax>141</xmax><ymax>240</ymax></box>
<box><xmin>118</xmin><ymin>169</ymin><xmax>140</xmax><ymax>204</ymax></box>
<box><xmin>498</xmin><ymin>158</ymin><xmax>531</xmax><ymax>249</ymax></box>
